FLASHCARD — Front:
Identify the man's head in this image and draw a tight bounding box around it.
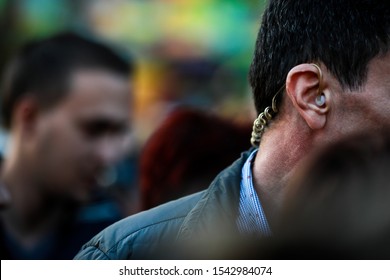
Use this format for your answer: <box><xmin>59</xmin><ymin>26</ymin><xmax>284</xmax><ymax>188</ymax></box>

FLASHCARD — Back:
<box><xmin>0</xmin><ymin>32</ymin><xmax>134</xmax><ymax>202</ymax></box>
<box><xmin>249</xmin><ymin>0</ymin><xmax>390</xmax><ymax>144</ymax></box>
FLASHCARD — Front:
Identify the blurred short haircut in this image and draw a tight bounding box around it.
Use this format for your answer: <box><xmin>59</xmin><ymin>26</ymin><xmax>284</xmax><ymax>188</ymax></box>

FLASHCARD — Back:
<box><xmin>0</xmin><ymin>31</ymin><xmax>133</xmax><ymax>129</ymax></box>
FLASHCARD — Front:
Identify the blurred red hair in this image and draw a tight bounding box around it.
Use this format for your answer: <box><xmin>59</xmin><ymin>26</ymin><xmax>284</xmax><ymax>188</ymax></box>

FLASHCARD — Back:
<box><xmin>140</xmin><ymin>106</ymin><xmax>251</xmax><ymax>210</ymax></box>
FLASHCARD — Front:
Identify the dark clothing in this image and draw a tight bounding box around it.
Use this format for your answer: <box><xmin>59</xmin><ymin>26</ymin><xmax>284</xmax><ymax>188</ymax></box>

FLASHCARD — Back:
<box><xmin>74</xmin><ymin>150</ymin><xmax>252</xmax><ymax>259</ymax></box>
<box><xmin>0</xmin><ymin>194</ymin><xmax>122</xmax><ymax>260</ymax></box>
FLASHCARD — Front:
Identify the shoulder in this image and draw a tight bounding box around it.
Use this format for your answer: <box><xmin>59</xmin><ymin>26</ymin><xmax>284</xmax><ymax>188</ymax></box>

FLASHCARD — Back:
<box><xmin>75</xmin><ymin>149</ymin><xmax>254</xmax><ymax>260</ymax></box>
<box><xmin>74</xmin><ymin>191</ymin><xmax>205</xmax><ymax>259</ymax></box>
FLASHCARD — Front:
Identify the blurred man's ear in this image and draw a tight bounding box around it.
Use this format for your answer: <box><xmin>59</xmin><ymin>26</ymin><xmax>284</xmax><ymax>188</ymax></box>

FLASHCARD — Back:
<box><xmin>285</xmin><ymin>64</ymin><xmax>330</xmax><ymax>130</ymax></box>
<box><xmin>12</xmin><ymin>96</ymin><xmax>40</xmax><ymax>134</ymax></box>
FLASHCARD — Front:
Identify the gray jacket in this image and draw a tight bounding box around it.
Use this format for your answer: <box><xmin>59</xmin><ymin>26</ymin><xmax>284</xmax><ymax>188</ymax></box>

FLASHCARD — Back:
<box><xmin>74</xmin><ymin>150</ymin><xmax>251</xmax><ymax>259</ymax></box>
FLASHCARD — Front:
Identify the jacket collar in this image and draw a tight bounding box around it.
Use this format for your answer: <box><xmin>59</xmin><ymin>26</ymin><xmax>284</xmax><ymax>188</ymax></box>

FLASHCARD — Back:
<box><xmin>177</xmin><ymin>149</ymin><xmax>254</xmax><ymax>241</ymax></box>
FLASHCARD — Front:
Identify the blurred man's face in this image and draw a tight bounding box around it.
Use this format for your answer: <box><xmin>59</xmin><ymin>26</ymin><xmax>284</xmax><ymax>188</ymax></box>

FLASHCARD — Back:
<box><xmin>32</xmin><ymin>69</ymin><xmax>131</xmax><ymax>202</ymax></box>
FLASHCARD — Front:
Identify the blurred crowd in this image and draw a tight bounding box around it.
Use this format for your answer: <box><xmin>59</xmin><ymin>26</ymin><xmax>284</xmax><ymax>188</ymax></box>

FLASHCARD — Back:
<box><xmin>0</xmin><ymin>30</ymin><xmax>255</xmax><ymax>259</ymax></box>
<box><xmin>0</xmin><ymin>1</ymin><xmax>257</xmax><ymax>259</ymax></box>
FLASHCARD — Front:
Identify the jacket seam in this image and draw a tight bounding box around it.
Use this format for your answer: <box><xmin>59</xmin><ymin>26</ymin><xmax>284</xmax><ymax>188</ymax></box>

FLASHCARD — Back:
<box><xmin>81</xmin><ymin>245</ymin><xmax>111</xmax><ymax>260</ymax></box>
<box><xmin>105</xmin><ymin>214</ymin><xmax>189</xmax><ymax>255</ymax></box>
<box><xmin>177</xmin><ymin>157</ymin><xmax>245</xmax><ymax>238</ymax></box>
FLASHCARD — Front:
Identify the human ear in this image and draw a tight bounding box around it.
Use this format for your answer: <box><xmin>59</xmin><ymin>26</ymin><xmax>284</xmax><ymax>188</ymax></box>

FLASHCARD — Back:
<box><xmin>285</xmin><ymin>63</ymin><xmax>330</xmax><ymax>130</ymax></box>
<box><xmin>12</xmin><ymin>96</ymin><xmax>40</xmax><ymax>133</ymax></box>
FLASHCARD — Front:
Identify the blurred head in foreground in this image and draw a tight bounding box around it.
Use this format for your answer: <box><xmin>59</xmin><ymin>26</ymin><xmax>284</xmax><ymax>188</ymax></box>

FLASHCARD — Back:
<box><xmin>258</xmin><ymin>131</ymin><xmax>390</xmax><ymax>259</ymax></box>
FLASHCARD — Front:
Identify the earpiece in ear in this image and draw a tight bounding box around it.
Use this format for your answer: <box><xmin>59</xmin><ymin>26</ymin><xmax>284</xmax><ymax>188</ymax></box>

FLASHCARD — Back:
<box><xmin>315</xmin><ymin>94</ymin><xmax>326</xmax><ymax>107</ymax></box>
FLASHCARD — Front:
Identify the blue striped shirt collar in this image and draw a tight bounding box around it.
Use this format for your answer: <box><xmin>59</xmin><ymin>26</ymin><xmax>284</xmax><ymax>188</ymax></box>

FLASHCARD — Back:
<box><xmin>236</xmin><ymin>149</ymin><xmax>272</xmax><ymax>236</ymax></box>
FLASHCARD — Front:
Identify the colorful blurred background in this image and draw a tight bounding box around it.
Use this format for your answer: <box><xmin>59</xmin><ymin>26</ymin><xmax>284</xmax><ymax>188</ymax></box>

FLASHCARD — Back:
<box><xmin>0</xmin><ymin>0</ymin><xmax>266</xmax><ymax>144</ymax></box>
<box><xmin>0</xmin><ymin>0</ymin><xmax>266</xmax><ymax>205</ymax></box>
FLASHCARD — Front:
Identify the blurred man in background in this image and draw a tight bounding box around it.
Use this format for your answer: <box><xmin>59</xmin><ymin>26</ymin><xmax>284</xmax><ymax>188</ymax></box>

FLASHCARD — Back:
<box><xmin>0</xmin><ymin>31</ymin><xmax>134</xmax><ymax>259</ymax></box>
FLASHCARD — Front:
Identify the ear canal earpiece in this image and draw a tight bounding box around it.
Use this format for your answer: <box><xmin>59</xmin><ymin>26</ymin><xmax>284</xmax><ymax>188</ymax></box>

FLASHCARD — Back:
<box><xmin>251</xmin><ymin>63</ymin><xmax>325</xmax><ymax>147</ymax></box>
<box><xmin>315</xmin><ymin>94</ymin><xmax>326</xmax><ymax>106</ymax></box>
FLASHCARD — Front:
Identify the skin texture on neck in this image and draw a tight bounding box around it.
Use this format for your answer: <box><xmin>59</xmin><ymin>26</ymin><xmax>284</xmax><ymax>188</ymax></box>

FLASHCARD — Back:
<box><xmin>251</xmin><ymin>103</ymin><xmax>314</xmax><ymax>228</ymax></box>
<box><xmin>250</xmin><ymin>63</ymin><xmax>334</xmax><ymax>228</ymax></box>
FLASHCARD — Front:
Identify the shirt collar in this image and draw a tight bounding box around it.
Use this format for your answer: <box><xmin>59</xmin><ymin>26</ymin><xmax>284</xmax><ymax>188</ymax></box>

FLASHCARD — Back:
<box><xmin>236</xmin><ymin>149</ymin><xmax>272</xmax><ymax>236</ymax></box>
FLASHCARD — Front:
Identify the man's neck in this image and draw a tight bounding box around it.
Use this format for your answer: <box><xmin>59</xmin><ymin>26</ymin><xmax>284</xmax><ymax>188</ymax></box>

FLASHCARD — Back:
<box><xmin>251</xmin><ymin>124</ymin><xmax>312</xmax><ymax>228</ymax></box>
<box><xmin>0</xmin><ymin>157</ymin><xmax>71</xmax><ymax>249</ymax></box>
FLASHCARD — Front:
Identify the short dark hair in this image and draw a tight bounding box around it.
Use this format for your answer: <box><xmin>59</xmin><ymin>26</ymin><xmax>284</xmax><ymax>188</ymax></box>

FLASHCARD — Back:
<box><xmin>249</xmin><ymin>0</ymin><xmax>390</xmax><ymax>115</ymax></box>
<box><xmin>0</xmin><ymin>31</ymin><xmax>133</xmax><ymax>129</ymax></box>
